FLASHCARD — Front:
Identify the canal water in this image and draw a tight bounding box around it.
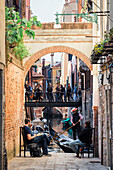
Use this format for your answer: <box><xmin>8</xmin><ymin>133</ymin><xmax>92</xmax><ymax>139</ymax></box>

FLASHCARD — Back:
<box><xmin>47</xmin><ymin>117</ymin><xmax>70</xmax><ymax>153</ymax></box>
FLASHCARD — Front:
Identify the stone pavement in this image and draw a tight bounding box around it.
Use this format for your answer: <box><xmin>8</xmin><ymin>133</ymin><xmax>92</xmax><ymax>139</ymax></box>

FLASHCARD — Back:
<box><xmin>8</xmin><ymin>153</ymin><xmax>109</xmax><ymax>170</ymax></box>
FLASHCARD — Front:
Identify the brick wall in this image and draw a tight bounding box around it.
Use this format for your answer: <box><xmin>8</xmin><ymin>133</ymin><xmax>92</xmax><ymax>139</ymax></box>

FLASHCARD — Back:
<box><xmin>98</xmin><ymin>85</ymin><xmax>113</xmax><ymax>166</ymax></box>
<box><xmin>5</xmin><ymin>56</ymin><xmax>24</xmax><ymax>160</ymax></box>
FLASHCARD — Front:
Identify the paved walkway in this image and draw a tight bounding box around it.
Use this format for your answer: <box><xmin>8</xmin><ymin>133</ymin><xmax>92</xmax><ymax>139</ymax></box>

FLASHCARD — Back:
<box><xmin>8</xmin><ymin>153</ymin><xmax>109</xmax><ymax>170</ymax></box>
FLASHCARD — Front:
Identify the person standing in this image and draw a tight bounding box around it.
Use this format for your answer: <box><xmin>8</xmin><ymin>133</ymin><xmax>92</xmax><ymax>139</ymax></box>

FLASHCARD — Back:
<box><xmin>71</xmin><ymin>108</ymin><xmax>83</xmax><ymax>140</ymax></box>
<box><xmin>62</xmin><ymin>114</ymin><xmax>73</xmax><ymax>139</ymax></box>
<box><xmin>25</xmin><ymin>82</ymin><xmax>32</xmax><ymax>101</ymax></box>
<box><xmin>55</xmin><ymin>84</ymin><xmax>60</xmax><ymax>101</ymax></box>
<box><xmin>73</xmin><ymin>84</ymin><xmax>77</xmax><ymax>101</ymax></box>
<box><xmin>77</xmin><ymin>87</ymin><xmax>82</xmax><ymax>100</ymax></box>
<box><xmin>36</xmin><ymin>84</ymin><xmax>43</xmax><ymax>102</ymax></box>
<box><xmin>67</xmin><ymin>83</ymin><xmax>71</xmax><ymax>101</ymax></box>
<box><xmin>60</xmin><ymin>84</ymin><xmax>64</xmax><ymax>102</ymax></box>
<box><xmin>63</xmin><ymin>84</ymin><xmax>67</xmax><ymax>102</ymax></box>
<box><xmin>47</xmin><ymin>83</ymin><xmax>54</xmax><ymax>102</ymax></box>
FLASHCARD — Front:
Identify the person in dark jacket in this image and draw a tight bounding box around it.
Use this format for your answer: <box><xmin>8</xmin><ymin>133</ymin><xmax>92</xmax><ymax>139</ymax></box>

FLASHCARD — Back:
<box><xmin>25</xmin><ymin>82</ymin><xmax>32</xmax><ymax>101</ymax></box>
<box><xmin>60</xmin><ymin>84</ymin><xmax>64</xmax><ymax>102</ymax></box>
<box><xmin>47</xmin><ymin>83</ymin><xmax>54</xmax><ymax>102</ymax></box>
<box><xmin>71</xmin><ymin>108</ymin><xmax>83</xmax><ymax>140</ymax></box>
<box><xmin>69</xmin><ymin>120</ymin><xmax>92</xmax><ymax>156</ymax></box>
<box><xmin>55</xmin><ymin>84</ymin><xmax>60</xmax><ymax>101</ymax></box>
<box><xmin>67</xmin><ymin>83</ymin><xmax>71</xmax><ymax>101</ymax></box>
<box><xmin>35</xmin><ymin>84</ymin><xmax>43</xmax><ymax>102</ymax></box>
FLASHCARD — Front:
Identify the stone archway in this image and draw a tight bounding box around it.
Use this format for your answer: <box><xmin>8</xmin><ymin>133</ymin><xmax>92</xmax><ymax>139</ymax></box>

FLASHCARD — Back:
<box><xmin>24</xmin><ymin>46</ymin><xmax>93</xmax><ymax>78</ymax></box>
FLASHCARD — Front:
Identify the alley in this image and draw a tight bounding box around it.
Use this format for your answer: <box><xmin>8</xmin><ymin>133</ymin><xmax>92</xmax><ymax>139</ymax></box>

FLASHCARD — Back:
<box><xmin>0</xmin><ymin>0</ymin><xmax>113</xmax><ymax>169</ymax></box>
<box><xmin>8</xmin><ymin>153</ymin><xmax>108</xmax><ymax>170</ymax></box>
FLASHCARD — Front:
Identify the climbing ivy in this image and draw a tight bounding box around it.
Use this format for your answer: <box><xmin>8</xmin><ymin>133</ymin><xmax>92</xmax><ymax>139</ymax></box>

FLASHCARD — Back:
<box><xmin>5</xmin><ymin>6</ymin><xmax>41</xmax><ymax>61</ymax></box>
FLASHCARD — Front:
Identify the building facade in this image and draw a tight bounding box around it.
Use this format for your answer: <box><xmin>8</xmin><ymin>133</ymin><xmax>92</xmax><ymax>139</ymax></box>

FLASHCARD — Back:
<box><xmin>5</xmin><ymin>0</ymin><xmax>31</xmax><ymax>20</ymax></box>
<box><xmin>60</xmin><ymin>0</ymin><xmax>93</xmax><ymax>123</ymax></box>
<box><xmin>91</xmin><ymin>0</ymin><xmax>113</xmax><ymax>167</ymax></box>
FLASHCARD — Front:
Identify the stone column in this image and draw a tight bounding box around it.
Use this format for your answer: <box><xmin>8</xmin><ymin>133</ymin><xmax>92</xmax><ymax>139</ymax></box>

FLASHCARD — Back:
<box><xmin>0</xmin><ymin>0</ymin><xmax>5</xmax><ymax>169</ymax></box>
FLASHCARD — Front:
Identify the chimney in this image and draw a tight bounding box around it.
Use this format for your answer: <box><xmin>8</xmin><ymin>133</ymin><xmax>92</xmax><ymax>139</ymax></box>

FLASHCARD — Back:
<box><xmin>42</xmin><ymin>58</ymin><xmax>45</xmax><ymax>67</ymax></box>
<box><xmin>51</xmin><ymin>53</ymin><xmax>54</xmax><ymax>67</ymax></box>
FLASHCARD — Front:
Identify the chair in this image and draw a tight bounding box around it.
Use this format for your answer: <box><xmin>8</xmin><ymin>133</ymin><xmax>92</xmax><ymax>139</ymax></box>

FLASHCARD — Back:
<box><xmin>19</xmin><ymin>127</ymin><xmax>40</xmax><ymax>157</ymax></box>
<box><xmin>78</xmin><ymin>128</ymin><xmax>95</xmax><ymax>158</ymax></box>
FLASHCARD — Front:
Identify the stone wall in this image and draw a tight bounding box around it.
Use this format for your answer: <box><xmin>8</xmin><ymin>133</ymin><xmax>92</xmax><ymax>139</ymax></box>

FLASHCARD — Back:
<box><xmin>31</xmin><ymin>23</ymin><xmax>92</xmax><ymax>30</ymax></box>
<box><xmin>5</xmin><ymin>55</ymin><xmax>24</xmax><ymax>160</ymax></box>
<box><xmin>98</xmin><ymin>85</ymin><xmax>113</xmax><ymax>166</ymax></box>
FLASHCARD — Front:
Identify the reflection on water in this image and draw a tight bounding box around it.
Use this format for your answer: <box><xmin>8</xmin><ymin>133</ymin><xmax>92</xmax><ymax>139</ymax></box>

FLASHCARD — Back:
<box><xmin>48</xmin><ymin>118</ymin><xmax>64</xmax><ymax>153</ymax></box>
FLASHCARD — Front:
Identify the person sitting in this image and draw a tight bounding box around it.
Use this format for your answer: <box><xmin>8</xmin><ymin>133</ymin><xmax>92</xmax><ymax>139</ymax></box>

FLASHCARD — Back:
<box><xmin>69</xmin><ymin>120</ymin><xmax>92</xmax><ymax>157</ymax></box>
<box><xmin>24</xmin><ymin>118</ymin><xmax>51</xmax><ymax>156</ymax></box>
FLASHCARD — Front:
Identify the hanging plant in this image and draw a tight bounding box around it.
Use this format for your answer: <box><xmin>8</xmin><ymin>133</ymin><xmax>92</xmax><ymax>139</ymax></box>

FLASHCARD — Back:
<box><xmin>5</xmin><ymin>6</ymin><xmax>41</xmax><ymax>61</ymax></box>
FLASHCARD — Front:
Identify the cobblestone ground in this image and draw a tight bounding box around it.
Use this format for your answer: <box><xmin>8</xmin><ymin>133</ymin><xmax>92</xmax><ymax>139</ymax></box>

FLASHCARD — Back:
<box><xmin>8</xmin><ymin>153</ymin><xmax>109</xmax><ymax>170</ymax></box>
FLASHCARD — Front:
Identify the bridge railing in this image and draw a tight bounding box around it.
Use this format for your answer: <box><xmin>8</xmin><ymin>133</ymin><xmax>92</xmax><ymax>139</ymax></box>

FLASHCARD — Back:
<box><xmin>25</xmin><ymin>91</ymin><xmax>81</xmax><ymax>103</ymax></box>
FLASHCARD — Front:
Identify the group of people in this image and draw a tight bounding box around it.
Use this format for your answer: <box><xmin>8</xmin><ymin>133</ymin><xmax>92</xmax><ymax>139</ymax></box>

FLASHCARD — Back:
<box><xmin>25</xmin><ymin>81</ymin><xmax>82</xmax><ymax>103</ymax></box>
<box><xmin>24</xmin><ymin>107</ymin><xmax>92</xmax><ymax>158</ymax></box>
<box><xmin>62</xmin><ymin>108</ymin><xmax>92</xmax><ymax>157</ymax></box>
<box><xmin>62</xmin><ymin>107</ymin><xmax>83</xmax><ymax>140</ymax></box>
<box><xmin>25</xmin><ymin>82</ymin><xmax>43</xmax><ymax>102</ymax></box>
<box><xmin>47</xmin><ymin>83</ymin><xmax>82</xmax><ymax>102</ymax></box>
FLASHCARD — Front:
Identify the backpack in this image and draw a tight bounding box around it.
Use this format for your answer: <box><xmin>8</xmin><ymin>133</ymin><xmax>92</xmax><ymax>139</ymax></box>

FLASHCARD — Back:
<box><xmin>28</xmin><ymin>143</ymin><xmax>43</xmax><ymax>157</ymax></box>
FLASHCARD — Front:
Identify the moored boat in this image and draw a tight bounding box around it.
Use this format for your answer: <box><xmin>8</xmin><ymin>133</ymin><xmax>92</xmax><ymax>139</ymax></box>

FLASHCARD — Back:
<box><xmin>49</xmin><ymin>126</ymin><xmax>75</xmax><ymax>153</ymax></box>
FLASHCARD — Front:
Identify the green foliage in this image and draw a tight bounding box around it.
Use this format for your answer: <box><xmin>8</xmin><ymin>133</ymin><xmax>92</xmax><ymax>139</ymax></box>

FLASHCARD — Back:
<box><xmin>12</xmin><ymin>42</ymin><xmax>29</xmax><ymax>60</ymax></box>
<box><xmin>5</xmin><ymin>6</ymin><xmax>41</xmax><ymax>60</ymax></box>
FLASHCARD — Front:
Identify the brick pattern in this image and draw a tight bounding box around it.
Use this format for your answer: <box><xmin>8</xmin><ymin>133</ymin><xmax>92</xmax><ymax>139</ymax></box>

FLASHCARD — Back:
<box><xmin>93</xmin><ymin>106</ymin><xmax>98</xmax><ymax>157</ymax></box>
<box><xmin>98</xmin><ymin>85</ymin><xmax>113</xmax><ymax>166</ymax></box>
<box><xmin>24</xmin><ymin>46</ymin><xmax>93</xmax><ymax>78</ymax></box>
<box><xmin>5</xmin><ymin>61</ymin><xmax>24</xmax><ymax>160</ymax></box>
<box><xmin>31</xmin><ymin>23</ymin><xmax>93</xmax><ymax>30</ymax></box>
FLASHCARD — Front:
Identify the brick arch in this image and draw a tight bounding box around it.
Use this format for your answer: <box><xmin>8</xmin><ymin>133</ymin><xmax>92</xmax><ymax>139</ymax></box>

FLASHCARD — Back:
<box><xmin>24</xmin><ymin>46</ymin><xmax>93</xmax><ymax>78</ymax></box>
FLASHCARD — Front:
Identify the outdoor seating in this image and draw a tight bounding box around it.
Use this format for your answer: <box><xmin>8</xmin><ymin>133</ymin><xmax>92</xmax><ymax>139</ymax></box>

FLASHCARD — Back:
<box><xmin>78</xmin><ymin>128</ymin><xmax>95</xmax><ymax>158</ymax></box>
<box><xmin>19</xmin><ymin>127</ymin><xmax>41</xmax><ymax>157</ymax></box>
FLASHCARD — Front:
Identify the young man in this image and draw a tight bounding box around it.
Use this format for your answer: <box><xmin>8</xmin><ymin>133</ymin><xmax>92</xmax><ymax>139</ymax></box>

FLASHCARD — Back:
<box><xmin>69</xmin><ymin>120</ymin><xmax>92</xmax><ymax>156</ymax></box>
<box><xmin>24</xmin><ymin>118</ymin><xmax>51</xmax><ymax>156</ymax></box>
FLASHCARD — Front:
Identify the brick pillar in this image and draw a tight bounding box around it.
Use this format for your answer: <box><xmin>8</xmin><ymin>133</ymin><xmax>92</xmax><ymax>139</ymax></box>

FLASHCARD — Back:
<box><xmin>93</xmin><ymin>106</ymin><xmax>98</xmax><ymax>157</ymax></box>
<box><xmin>0</xmin><ymin>0</ymin><xmax>5</xmax><ymax>169</ymax></box>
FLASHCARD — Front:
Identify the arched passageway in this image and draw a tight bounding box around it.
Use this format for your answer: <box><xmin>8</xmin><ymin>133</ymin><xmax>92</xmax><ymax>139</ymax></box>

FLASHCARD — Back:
<box><xmin>24</xmin><ymin>46</ymin><xmax>93</xmax><ymax>78</ymax></box>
